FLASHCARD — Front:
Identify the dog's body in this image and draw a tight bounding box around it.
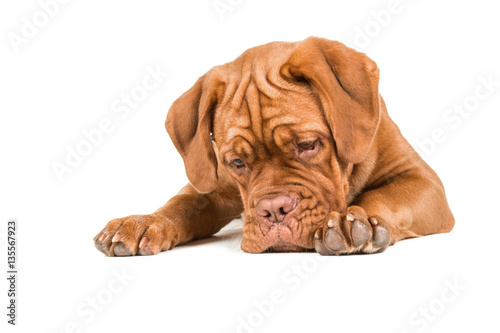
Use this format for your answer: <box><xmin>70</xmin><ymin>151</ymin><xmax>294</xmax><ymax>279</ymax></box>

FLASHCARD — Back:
<box><xmin>94</xmin><ymin>37</ymin><xmax>454</xmax><ymax>256</ymax></box>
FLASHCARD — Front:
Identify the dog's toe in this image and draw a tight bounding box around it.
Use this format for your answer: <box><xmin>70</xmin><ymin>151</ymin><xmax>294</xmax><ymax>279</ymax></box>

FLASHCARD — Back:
<box><xmin>373</xmin><ymin>225</ymin><xmax>391</xmax><ymax>248</ymax></box>
<box><xmin>113</xmin><ymin>242</ymin><xmax>134</xmax><ymax>256</ymax></box>
<box><xmin>324</xmin><ymin>228</ymin><xmax>347</xmax><ymax>251</ymax></box>
<box><xmin>351</xmin><ymin>220</ymin><xmax>370</xmax><ymax>247</ymax></box>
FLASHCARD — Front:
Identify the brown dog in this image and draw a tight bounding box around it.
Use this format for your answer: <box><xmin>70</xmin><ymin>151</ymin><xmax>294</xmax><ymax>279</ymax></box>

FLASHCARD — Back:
<box><xmin>94</xmin><ymin>37</ymin><xmax>454</xmax><ymax>256</ymax></box>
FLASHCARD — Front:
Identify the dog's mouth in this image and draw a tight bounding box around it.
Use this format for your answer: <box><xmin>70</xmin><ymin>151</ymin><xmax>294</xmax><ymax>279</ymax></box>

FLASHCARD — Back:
<box><xmin>262</xmin><ymin>223</ymin><xmax>298</xmax><ymax>251</ymax></box>
<box><xmin>241</xmin><ymin>184</ymin><xmax>330</xmax><ymax>253</ymax></box>
<box><xmin>241</xmin><ymin>211</ymin><xmax>326</xmax><ymax>253</ymax></box>
<box><xmin>266</xmin><ymin>243</ymin><xmax>305</xmax><ymax>252</ymax></box>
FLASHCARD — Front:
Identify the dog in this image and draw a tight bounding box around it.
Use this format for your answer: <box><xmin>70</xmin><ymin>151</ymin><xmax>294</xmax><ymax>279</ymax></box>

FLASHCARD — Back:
<box><xmin>94</xmin><ymin>37</ymin><xmax>454</xmax><ymax>256</ymax></box>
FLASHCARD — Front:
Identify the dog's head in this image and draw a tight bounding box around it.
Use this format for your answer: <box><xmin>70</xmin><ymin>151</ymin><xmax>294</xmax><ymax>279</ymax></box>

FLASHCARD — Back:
<box><xmin>166</xmin><ymin>37</ymin><xmax>381</xmax><ymax>253</ymax></box>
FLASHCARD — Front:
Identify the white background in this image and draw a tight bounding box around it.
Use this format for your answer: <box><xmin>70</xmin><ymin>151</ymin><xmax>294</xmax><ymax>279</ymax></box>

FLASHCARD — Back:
<box><xmin>1</xmin><ymin>0</ymin><xmax>499</xmax><ymax>332</ymax></box>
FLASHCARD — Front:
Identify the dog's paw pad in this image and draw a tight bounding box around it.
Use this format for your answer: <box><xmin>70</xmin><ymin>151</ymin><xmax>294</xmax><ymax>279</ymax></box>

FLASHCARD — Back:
<box><xmin>351</xmin><ymin>220</ymin><xmax>370</xmax><ymax>247</ymax></box>
<box><xmin>314</xmin><ymin>235</ymin><xmax>333</xmax><ymax>255</ymax></box>
<box><xmin>113</xmin><ymin>242</ymin><xmax>134</xmax><ymax>256</ymax></box>
<box><xmin>373</xmin><ymin>225</ymin><xmax>390</xmax><ymax>248</ymax></box>
<box><xmin>314</xmin><ymin>207</ymin><xmax>393</xmax><ymax>256</ymax></box>
<box><xmin>94</xmin><ymin>238</ymin><xmax>106</xmax><ymax>253</ymax></box>
<box><xmin>93</xmin><ymin>215</ymin><xmax>178</xmax><ymax>257</ymax></box>
<box><xmin>324</xmin><ymin>228</ymin><xmax>346</xmax><ymax>251</ymax></box>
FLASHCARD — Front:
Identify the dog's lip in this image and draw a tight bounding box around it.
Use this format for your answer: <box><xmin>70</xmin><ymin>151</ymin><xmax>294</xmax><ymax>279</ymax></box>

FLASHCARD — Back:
<box><xmin>242</xmin><ymin>218</ymin><xmax>319</xmax><ymax>253</ymax></box>
<box><xmin>266</xmin><ymin>243</ymin><xmax>305</xmax><ymax>252</ymax></box>
<box><xmin>262</xmin><ymin>222</ymin><xmax>301</xmax><ymax>249</ymax></box>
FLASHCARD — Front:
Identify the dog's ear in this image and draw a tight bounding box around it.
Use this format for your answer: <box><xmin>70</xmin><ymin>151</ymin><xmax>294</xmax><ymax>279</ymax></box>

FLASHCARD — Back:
<box><xmin>166</xmin><ymin>74</ymin><xmax>220</xmax><ymax>193</ymax></box>
<box><xmin>282</xmin><ymin>37</ymin><xmax>381</xmax><ymax>164</ymax></box>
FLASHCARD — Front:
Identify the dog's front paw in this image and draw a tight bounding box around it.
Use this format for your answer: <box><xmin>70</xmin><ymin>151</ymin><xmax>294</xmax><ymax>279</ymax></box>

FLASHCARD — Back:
<box><xmin>93</xmin><ymin>214</ymin><xmax>179</xmax><ymax>257</ymax></box>
<box><xmin>314</xmin><ymin>206</ymin><xmax>392</xmax><ymax>255</ymax></box>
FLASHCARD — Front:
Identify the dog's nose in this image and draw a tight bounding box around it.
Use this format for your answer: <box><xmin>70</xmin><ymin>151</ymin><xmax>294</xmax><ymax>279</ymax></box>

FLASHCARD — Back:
<box><xmin>256</xmin><ymin>195</ymin><xmax>297</xmax><ymax>223</ymax></box>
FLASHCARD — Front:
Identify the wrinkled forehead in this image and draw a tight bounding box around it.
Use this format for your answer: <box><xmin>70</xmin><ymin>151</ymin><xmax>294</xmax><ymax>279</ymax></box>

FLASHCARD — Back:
<box><xmin>211</xmin><ymin>43</ymin><xmax>331</xmax><ymax>153</ymax></box>
<box><xmin>214</xmin><ymin>86</ymin><xmax>330</xmax><ymax>155</ymax></box>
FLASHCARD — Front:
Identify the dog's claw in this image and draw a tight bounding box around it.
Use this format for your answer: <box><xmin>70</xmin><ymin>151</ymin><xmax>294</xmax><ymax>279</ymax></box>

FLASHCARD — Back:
<box><xmin>94</xmin><ymin>215</ymin><xmax>179</xmax><ymax>257</ymax></box>
<box><xmin>316</xmin><ymin>206</ymin><xmax>392</xmax><ymax>255</ymax></box>
<box><xmin>139</xmin><ymin>237</ymin><xmax>149</xmax><ymax>249</ymax></box>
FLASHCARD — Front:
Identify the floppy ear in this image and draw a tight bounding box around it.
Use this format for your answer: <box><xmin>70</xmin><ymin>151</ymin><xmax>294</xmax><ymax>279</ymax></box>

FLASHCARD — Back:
<box><xmin>165</xmin><ymin>75</ymin><xmax>220</xmax><ymax>193</ymax></box>
<box><xmin>282</xmin><ymin>37</ymin><xmax>381</xmax><ymax>164</ymax></box>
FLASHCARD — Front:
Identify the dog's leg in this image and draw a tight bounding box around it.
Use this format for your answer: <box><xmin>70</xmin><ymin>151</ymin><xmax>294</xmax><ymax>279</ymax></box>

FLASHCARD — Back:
<box><xmin>94</xmin><ymin>178</ymin><xmax>243</xmax><ymax>257</ymax></box>
<box><xmin>315</xmin><ymin>167</ymin><xmax>455</xmax><ymax>255</ymax></box>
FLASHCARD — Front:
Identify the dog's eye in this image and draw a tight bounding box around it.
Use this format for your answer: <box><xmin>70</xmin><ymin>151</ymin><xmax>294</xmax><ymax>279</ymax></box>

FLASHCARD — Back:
<box><xmin>232</xmin><ymin>159</ymin><xmax>245</xmax><ymax>169</ymax></box>
<box><xmin>297</xmin><ymin>140</ymin><xmax>317</xmax><ymax>151</ymax></box>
